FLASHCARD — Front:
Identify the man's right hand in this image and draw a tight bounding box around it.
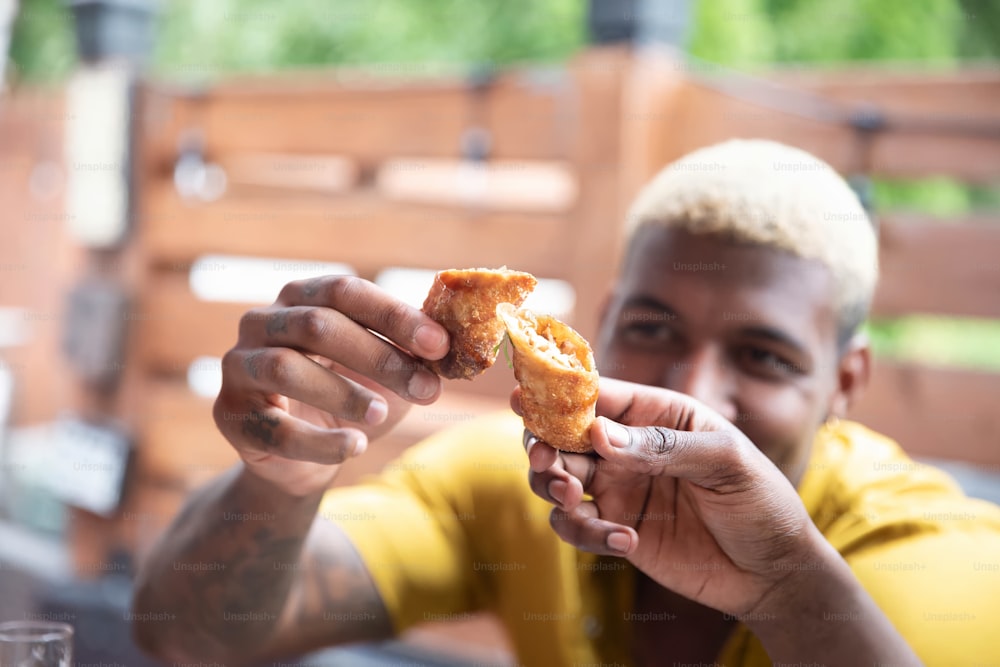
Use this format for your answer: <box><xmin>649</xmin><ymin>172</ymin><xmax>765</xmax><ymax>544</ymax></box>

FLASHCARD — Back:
<box><xmin>213</xmin><ymin>275</ymin><xmax>450</xmax><ymax>496</ymax></box>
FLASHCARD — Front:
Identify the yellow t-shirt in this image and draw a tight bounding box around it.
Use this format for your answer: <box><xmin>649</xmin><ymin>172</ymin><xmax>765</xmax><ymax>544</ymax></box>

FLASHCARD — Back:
<box><xmin>320</xmin><ymin>413</ymin><xmax>1000</xmax><ymax>666</ymax></box>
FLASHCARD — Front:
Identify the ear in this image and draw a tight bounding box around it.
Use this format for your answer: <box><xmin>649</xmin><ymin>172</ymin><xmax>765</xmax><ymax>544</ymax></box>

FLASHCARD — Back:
<box><xmin>828</xmin><ymin>333</ymin><xmax>872</xmax><ymax>419</ymax></box>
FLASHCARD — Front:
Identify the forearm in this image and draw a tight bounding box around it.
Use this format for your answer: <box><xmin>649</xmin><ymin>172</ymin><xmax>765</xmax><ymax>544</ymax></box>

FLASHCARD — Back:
<box><xmin>748</xmin><ymin>531</ymin><xmax>923</xmax><ymax>666</ymax></box>
<box><xmin>132</xmin><ymin>463</ymin><xmax>326</xmax><ymax>662</ymax></box>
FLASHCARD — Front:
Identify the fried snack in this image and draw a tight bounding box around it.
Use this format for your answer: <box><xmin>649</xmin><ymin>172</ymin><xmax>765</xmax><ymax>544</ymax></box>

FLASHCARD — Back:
<box><xmin>497</xmin><ymin>303</ymin><xmax>599</xmax><ymax>453</ymax></box>
<box><xmin>421</xmin><ymin>268</ymin><xmax>537</xmax><ymax>380</ymax></box>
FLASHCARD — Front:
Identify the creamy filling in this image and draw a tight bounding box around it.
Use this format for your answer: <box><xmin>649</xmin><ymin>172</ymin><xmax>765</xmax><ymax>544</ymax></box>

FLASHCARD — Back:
<box><xmin>522</xmin><ymin>317</ymin><xmax>586</xmax><ymax>371</ymax></box>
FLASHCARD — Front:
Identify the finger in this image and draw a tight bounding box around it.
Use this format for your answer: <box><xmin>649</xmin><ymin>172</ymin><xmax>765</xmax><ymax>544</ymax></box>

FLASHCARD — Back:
<box><xmin>525</xmin><ymin>430</ymin><xmax>600</xmax><ymax>486</ymax></box>
<box><xmin>523</xmin><ymin>431</ymin><xmax>559</xmax><ymax>473</ymax></box>
<box><xmin>239</xmin><ymin>306</ymin><xmax>441</xmax><ymax>403</ymax></box>
<box><xmin>528</xmin><ymin>467</ymin><xmax>585</xmax><ymax>510</ymax></box>
<box><xmin>276</xmin><ymin>276</ymin><xmax>449</xmax><ymax>360</ymax></box>
<box><xmin>526</xmin><ymin>449</ymin><xmax>599</xmax><ymax>512</ymax></box>
<box><xmin>549</xmin><ymin>504</ymin><xmax>637</xmax><ymax>556</ymax></box>
<box><xmin>591</xmin><ymin>416</ymin><xmax>759</xmax><ymax>491</ymax></box>
<box><xmin>214</xmin><ymin>398</ymin><xmax>366</xmax><ymax>466</ymax></box>
<box><xmin>509</xmin><ymin>386</ymin><xmax>522</xmax><ymax>416</ymax></box>
<box><xmin>223</xmin><ymin>347</ymin><xmax>388</xmax><ymax>425</ymax></box>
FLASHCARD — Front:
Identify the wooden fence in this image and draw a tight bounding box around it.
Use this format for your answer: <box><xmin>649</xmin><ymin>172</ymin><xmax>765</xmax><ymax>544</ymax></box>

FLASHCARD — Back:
<box><xmin>2</xmin><ymin>50</ymin><xmax>999</xmax><ymax>659</ymax></box>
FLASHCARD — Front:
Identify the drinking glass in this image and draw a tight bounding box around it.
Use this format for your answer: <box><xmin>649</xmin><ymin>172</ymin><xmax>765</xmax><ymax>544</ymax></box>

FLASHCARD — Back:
<box><xmin>0</xmin><ymin>621</ymin><xmax>73</xmax><ymax>667</ymax></box>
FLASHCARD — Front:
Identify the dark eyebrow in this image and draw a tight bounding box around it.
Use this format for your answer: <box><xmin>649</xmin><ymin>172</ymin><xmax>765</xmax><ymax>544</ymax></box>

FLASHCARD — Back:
<box><xmin>740</xmin><ymin>326</ymin><xmax>809</xmax><ymax>357</ymax></box>
<box><xmin>622</xmin><ymin>295</ymin><xmax>811</xmax><ymax>358</ymax></box>
<box><xmin>621</xmin><ymin>295</ymin><xmax>681</xmax><ymax>320</ymax></box>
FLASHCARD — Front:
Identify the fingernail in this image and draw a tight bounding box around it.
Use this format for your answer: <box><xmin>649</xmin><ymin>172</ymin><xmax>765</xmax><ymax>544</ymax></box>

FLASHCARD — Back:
<box><xmin>607</xmin><ymin>532</ymin><xmax>631</xmax><ymax>553</ymax></box>
<box><xmin>523</xmin><ymin>430</ymin><xmax>537</xmax><ymax>448</ymax></box>
<box><xmin>604</xmin><ymin>419</ymin><xmax>631</xmax><ymax>448</ymax></box>
<box><xmin>407</xmin><ymin>370</ymin><xmax>438</xmax><ymax>400</ymax></box>
<box><xmin>352</xmin><ymin>433</ymin><xmax>368</xmax><ymax>457</ymax></box>
<box><xmin>548</xmin><ymin>479</ymin><xmax>567</xmax><ymax>505</ymax></box>
<box><xmin>365</xmin><ymin>400</ymin><xmax>388</xmax><ymax>426</ymax></box>
<box><xmin>414</xmin><ymin>324</ymin><xmax>447</xmax><ymax>355</ymax></box>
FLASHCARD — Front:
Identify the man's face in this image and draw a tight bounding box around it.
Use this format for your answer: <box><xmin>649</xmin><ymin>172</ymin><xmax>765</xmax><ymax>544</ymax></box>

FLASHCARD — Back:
<box><xmin>596</xmin><ymin>226</ymin><xmax>843</xmax><ymax>485</ymax></box>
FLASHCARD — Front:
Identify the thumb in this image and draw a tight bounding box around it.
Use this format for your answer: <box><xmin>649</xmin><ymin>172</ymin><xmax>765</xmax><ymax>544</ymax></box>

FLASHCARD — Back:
<box><xmin>601</xmin><ymin>417</ymin><xmax>677</xmax><ymax>456</ymax></box>
<box><xmin>592</xmin><ymin>416</ymin><xmax>752</xmax><ymax>488</ymax></box>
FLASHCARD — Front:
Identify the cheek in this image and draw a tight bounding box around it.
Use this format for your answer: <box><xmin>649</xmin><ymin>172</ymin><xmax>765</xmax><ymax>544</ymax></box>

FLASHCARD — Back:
<box><xmin>734</xmin><ymin>383</ymin><xmax>822</xmax><ymax>481</ymax></box>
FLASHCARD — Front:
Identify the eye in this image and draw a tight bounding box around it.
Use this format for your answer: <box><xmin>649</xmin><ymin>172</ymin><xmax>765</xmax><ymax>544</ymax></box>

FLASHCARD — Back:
<box><xmin>738</xmin><ymin>346</ymin><xmax>802</xmax><ymax>379</ymax></box>
<box><xmin>616</xmin><ymin>311</ymin><xmax>675</xmax><ymax>348</ymax></box>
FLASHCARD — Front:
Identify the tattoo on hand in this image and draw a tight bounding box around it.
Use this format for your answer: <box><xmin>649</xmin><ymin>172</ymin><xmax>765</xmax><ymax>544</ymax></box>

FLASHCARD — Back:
<box><xmin>266</xmin><ymin>311</ymin><xmax>290</xmax><ymax>337</ymax></box>
<box><xmin>242</xmin><ymin>410</ymin><xmax>281</xmax><ymax>447</ymax></box>
<box><xmin>302</xmin><ymin>279</ymin><xmax>321</xmax><ymax>298</ymax></box>
<box><xmin>243</xmin><ymin>350</ymin><xmax>264</xmax><ymax>380</ymax></box>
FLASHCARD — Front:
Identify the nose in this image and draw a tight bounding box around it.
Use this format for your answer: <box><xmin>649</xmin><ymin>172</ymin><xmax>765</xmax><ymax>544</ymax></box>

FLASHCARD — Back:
<box><xmin>663</xmin><ymin>346</ymin><xmax>736</xmax><ymax>421</ymax></box>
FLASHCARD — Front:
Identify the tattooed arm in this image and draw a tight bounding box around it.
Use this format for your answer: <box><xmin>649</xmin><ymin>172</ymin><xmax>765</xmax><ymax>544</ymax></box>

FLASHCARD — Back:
<box><xmin>132</xmin><ymin>464</ymin><xmax>391</xmax><ymax>663</ymax></box>
<box><xmin>132</xmin><ymin>277</ymin><xmax>451</xmax><ymax>662</ymax></box>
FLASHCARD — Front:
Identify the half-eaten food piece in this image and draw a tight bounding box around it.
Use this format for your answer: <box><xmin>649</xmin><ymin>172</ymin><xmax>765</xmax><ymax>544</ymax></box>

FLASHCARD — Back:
<box><xmin>421</xmin><ymin>268</ymin><xmax>537</xmax><ymax>380</ymax></box>
<box><xmin>497</xmin><ymin>303</ymin><xmax>599</xmax><ymax>453</ymax></box>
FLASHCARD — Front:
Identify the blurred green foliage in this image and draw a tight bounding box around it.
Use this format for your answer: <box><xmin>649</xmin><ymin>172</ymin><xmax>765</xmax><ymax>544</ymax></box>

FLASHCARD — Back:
<box><xmin>690</xmin><ymin>0</ymin><xmax>1000</xmax><ymax>66</ymax></box>
<box><xmin>8</xmin><ymin>0</ymin><xmax>76</xmax><ymax>80</ymax></box>
<box><xmin>151</xmin><ymin>0</ymin><xmax>585</xmax><ymax>76</ymax></box>
<box><xmin>866</xmin><ymin>317</ymin><xmax>1000</xmax><ymax>371</ymax></box>
<box><xmin>10</xmin><ymin>0</ymin><xmax>998</xmax><ymax>81</ymax></box>
<box><xmin>8</xmin><ymin>0</ymin><xmax>1000</xmax><ymax>369</ymax></box>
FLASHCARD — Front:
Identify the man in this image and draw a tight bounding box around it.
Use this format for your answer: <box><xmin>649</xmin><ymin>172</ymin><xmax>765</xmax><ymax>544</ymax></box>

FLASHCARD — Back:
<box><xmin>133</xmin><ymin>140</ymin><xmax>1000</xmax><ymax>666</ymax></box>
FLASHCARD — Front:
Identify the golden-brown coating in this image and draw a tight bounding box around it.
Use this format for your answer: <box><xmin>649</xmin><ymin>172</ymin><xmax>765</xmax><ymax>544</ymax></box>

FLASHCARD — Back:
<box><xmin>497</xmin><ymin>303</ymin><xmax>599</xmax><ymax>453</ymax></box>
<box><xmin>421</xmin><ymin>268</ymin><xmax>537</xmax><ymax>380</ymax></box>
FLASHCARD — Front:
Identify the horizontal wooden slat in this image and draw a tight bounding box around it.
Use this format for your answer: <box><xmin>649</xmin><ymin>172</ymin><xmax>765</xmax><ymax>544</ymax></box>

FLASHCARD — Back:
<box><xmin>136</xmin><ymin>379</ymin><xmax>508</xmax><ymax>488</ymax></box>
<box><xmin>140</xmin><ymin>69</ymin><xmax>574</xmax><ymax>170</ymax></box>
<box><xmin>770</xmin><ymin>68</ymin><xmax>1000</xmax><ymax>123</ymax></box>
<box><xmin>141</xmin><ymin>183</ymin><xmax>573</xmax><ymax>277</ymax></box>
<box><xmin>135</xmin><ymin>276</ymin><xmax>248</xmax><ymax>374</ymax></box>
<box><xmin>136</xmin><ymin>381</ymin><xmax>240</xmax><ymax>489</ymax></box>
<box><xmin>376</xmin><ymin>158</ymin><xmax>578</xmax><ymax>213</ymax></box>
<box><xmin>666</xmin><ymin>79</ymin><xmax>1000</xmax><ymax>182</ymax></box>
<box><xmin>873</xmin><ymin>215</ymin><xmax>1000</xmax><ymax>319</ymax></box>
<box><xmin>848</xmin><ymin>360</ymin><xmax>1000</xmax><ymax>467</ymax></box>
<box><xmin>219</xmin><ymin>152</ymin><xmax>360</xmax><ymax>194</ymax></box>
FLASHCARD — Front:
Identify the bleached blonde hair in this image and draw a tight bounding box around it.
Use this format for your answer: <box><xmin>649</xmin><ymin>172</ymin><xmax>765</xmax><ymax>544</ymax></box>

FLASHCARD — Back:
<box><xmin>625</xmin><ymin>139</ymin><xmax>878</xmax><ymax>344</ymax></box>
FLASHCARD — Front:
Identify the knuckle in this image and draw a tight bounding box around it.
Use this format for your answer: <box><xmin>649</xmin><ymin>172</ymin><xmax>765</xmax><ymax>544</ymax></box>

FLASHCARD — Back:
<box><xmin>262</xmin><ymin>348</ymin><xmax>298</xmax><ymax>385</ymax></box>
<box><xmin>211</xmin><ymin>396</ymin><xmax>229</xmax><ymax>431</ymax></box>
<box><xmin>707</xmin><ymin>435</ymin><xmax>749</xmax><ymax>484</ymax></box>
<box><xmin>277</xmin><ymin>279</ymin><xmax>304</xmax><ymax>304</ymax></box>
<box><xmin>326</xmin><ymin>274</ymin><xmax>359</xmax><ymax>306</ymax></box>
<box><xmin>639</xmin><ymin>427</ymin><xmax>676</xmax><ymax>460</ymax></box>
<box><xmin>373</xmin><ymin>299</ymin><xmax>414</xmax><ymax>336</ymax></box>
<box><xmin>297</xmin><ymin>308</ymin><xmax>330</xmax><ymax>343</ymax></box>
<box><xmin>340</xmin><ymin>382</ymin><xmax>371</xmax><ymax>422</ymax></box>
<box><xmin>220</xmin><ymin>349</ymin><xmax>245</xmax><ymax>378</ymax></box>
<box><xmin>236</xmin><ymin>408</ymin><xmax>285</xmax><ymax>453</ymax></box>
<box><xmin>368</xmin><ymin>344</ymin><xmax>401</xmax><ymax>376</ymax></box>
<box><xmin>327</xmin><ymin>436</ymin><xmax>355</xmax><ymax>464</ymax></box>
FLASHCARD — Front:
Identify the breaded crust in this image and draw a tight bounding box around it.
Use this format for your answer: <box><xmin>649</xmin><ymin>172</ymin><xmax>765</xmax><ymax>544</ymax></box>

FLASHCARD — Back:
<box><xmin>421</xmin><ymin>268</ymin><xmax>537</xmax><ymax>380</ymax></box>
<box><xmin>497</xmin><ymin>303</ymin><xmax>599</xmax><ymax>453</ymax></box>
